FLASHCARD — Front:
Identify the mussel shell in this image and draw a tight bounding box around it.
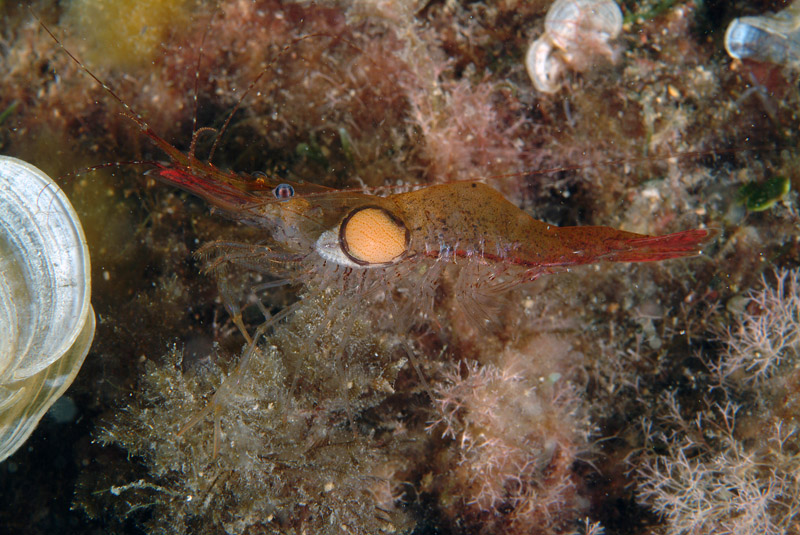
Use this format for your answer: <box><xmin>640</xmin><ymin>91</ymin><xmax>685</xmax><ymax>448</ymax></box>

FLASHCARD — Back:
<box><xmin>0</xmin><ymin>155</ymin><xmax>95</xmax><ymax>462</ymax></box>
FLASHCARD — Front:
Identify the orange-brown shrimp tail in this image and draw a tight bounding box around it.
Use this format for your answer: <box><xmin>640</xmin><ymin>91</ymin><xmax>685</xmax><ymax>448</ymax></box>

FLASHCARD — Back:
<box><xmin>601</xmin><ymin>228</ymin><xmax>716</xmax><ymax>263</ymax></box>
<box><xmin>544</xmin><ymin>226</ymin><xmax>716</xmax><ymax>267</ymax></box>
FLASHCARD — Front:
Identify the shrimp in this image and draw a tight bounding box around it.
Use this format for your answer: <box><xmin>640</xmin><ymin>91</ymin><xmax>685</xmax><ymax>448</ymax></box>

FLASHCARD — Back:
<box><xmin>152</xmin><ymin>151</ymin><xmax>712</xmax><ymax>455</ymax></box>
<box><xmin>152</xmin><ymin>158</ymin><xmax>712</xmax><ymax>285</ymax></box>
<box><xmin>37</xmin><ymin>17</ymin><xmax>712</xmax><ymax>300</ymax></box>
<box><xmin>39</xmin><ymin>16</ymin><xmax>714</xmax><ymax>457</ymax></box>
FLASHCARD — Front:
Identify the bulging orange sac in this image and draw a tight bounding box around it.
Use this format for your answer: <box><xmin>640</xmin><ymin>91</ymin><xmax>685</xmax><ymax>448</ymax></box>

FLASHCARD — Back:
<box><xmin>340</xmin><ymin>207</ymin><xmax>409</xmax><ymax>265</ymax></box>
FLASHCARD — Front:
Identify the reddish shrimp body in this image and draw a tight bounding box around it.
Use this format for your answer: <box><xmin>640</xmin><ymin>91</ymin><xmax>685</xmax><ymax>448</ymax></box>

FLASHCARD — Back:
<box><xmin>162</xmin><ymin>148</ymin><xmax>708</xmax><ymax>462</ymax></box>
<box><xmin>39</xmin><ymin>19</ymin><xmax>711</xmax><ymax>296</ymax></box>
<box><xmin>39</xmin><ymin>19</ymin><xmax>713</xmax><ymax>457</ymax></box>
<box><xmin>154</xmin><ymin>152</ymin><xmax>711</xmax><ymax>284</ymax></box>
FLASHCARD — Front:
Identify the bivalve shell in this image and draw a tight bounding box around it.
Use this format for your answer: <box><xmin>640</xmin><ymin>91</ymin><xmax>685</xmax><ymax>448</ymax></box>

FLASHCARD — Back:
<box><xmin>0</xmin><ymin>155</ymin><xmax>95</xmax><ymax>462</ymax></box>
<box><xmin>526</xmin><ymin>36</ymin><xmax>566</xmax><ymax>94</ymax></box>
<box><xmin>724</xmin><ymin>1</ymin><xmax>800</xmax><ymax>66</ymax></box>
<box><xmin>527</xmin><ymin>0</ymin><xmax>623</xmax><ymax>93</ymax></box>
<box><xmin>545</xmin><ymin>0</ymin><xmax>623</xmax><ymax>59</ymax></box>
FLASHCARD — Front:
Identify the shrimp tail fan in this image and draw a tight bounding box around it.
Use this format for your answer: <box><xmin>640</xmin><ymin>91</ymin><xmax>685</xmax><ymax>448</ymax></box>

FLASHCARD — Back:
<box><xmin>606</xmin><ymin>228</ymin><xmax>716</xmax><ymax>263</ymax></box>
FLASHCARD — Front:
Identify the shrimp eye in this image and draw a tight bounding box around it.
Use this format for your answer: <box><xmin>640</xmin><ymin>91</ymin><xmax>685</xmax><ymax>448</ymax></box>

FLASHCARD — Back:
<box><xmin>273</xmin><ymin>183</ymin><xmax>295</xmax><ymax>200</ymax></box>
<box><xmin>340</xmin><ymin>206</ymin><xmax>409</xmax><ymax>265</ymax></box>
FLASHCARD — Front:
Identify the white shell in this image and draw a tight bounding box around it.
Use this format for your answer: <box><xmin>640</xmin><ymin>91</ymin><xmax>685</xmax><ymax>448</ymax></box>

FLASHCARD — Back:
<box><xmin>545</xmin><ymin>0</ymin><xmax>623</xmax><ymax>54</ymax></box>
<box><xmin>724</xmin><ymin>1</ymin><xmax>800</xmax><ymax>65</ymax></box>
<box><xmin>526</xmin><ymin>36</ymin><xmax>565</xmax><ymax>93</ymax></box>
<box><xmin>526</xmin><ymin>0</ymin><xmax>623</xmax><ymax>93</ymax></box>
<box><xmin>0</xmin><ymin>155</ymin><xmax>95</xmax><ymax>462</ymax></box>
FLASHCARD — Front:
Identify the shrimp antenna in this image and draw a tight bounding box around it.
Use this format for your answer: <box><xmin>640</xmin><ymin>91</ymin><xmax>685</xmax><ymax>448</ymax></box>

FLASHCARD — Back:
<box><xmin>188</xmin><ymin>6</ymin><xmax>221</xmax><ymax>159</ymax></box>
<box><xmin>34</xmin><ymin>11</ymin><xmax>197</xmax><ymax>170</ymax></box>
<box><xmin>32</xmin><ymin>12</ymin><xmax>151</xmax><ymax>136</ymax></box>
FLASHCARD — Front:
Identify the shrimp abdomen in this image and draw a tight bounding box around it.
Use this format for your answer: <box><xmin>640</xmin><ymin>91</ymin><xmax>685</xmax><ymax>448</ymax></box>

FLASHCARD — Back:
<box><xmin>392</xmin><ymin>182</ymin><xmax>713</xmax><ymax>268</ymax></box>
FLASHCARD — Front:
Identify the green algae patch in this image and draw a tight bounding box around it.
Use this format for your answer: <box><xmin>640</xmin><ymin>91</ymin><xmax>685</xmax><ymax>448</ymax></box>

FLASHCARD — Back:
<box><xmin>65</xmin><ymin>0</ymin><xmax>193</xmax><ymax>70</ymax></box>
<box><xmin>737</xmin><ymin>175</ymin><xmax>791</xmax><ymax>212</ymax></box>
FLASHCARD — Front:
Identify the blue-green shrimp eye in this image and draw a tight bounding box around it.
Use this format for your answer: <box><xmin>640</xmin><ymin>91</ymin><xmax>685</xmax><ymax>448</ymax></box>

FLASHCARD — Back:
<box><xmin>273</xmin><ymin>183</ymin><xmax>295</xmax><ymax>200</ymax></box>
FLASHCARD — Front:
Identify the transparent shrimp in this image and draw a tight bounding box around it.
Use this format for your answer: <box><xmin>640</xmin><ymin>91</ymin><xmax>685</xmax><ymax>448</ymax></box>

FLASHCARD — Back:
<box><xmin>146</xmin><ymin>153</ymin><xmax>716</xmax><ymax>360</ymax></box>
<box><xmin>154</xmin><ymin>162</ymin><xmax>713</xmax><ymax>278</ymax></box>
<box><xmin>37</xmin><ymin>18</ymin><xmax>713</xmax><ymax>303</ymax></box>
<box><xmin>153</xmin><ymin>159</ymin><xmax>710</xmax><ymax>455</ymax></box>
<box><xmin>40</xmin><ymin>19</ymin><xmax>714</xmax><ymax>456</ymax></box>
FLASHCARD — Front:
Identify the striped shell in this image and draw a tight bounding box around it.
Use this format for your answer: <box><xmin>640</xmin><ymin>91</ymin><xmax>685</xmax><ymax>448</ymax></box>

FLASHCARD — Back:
<box><xmin>545</xmin><ymin>0</ymin><xmax>623</xmax><ymax>55</ymax></box>
<box><xmin>724</xmin><ymin>2</ymin><xmax>800</xmax><ymax>65</ymax></box>
<box><xmin>0</xmin><ymin>155</ymin><xmax>95</xmax><ymax>462</ymax></box>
